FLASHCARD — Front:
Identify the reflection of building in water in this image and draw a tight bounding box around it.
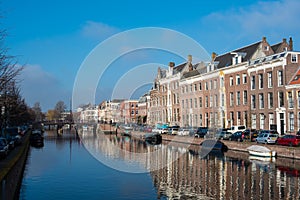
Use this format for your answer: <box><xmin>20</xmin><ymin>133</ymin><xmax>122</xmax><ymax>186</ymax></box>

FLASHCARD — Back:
<box><xmin>80</xmin><ymin>132</ymin><xmax>300</xmax><ymax>199</ymax></box>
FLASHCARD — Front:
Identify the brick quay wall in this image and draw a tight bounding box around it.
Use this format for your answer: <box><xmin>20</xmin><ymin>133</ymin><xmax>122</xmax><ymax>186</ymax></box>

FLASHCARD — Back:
<box><xmin>0</xmin><ymin>130</ymin><xmax>31</xmax><ymax>200</ymax></box>
<box><xmin>129</xmin><ymin>131</ymin><xmax>300</xmax><ymax>160</ymax></box>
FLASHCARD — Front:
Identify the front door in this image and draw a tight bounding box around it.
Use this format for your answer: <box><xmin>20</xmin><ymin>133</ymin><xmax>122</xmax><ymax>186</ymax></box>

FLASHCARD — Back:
<box><xmin>280</xmin><ymin>113</ymin><xmax>284</xmax><ymax>135</ymax></box>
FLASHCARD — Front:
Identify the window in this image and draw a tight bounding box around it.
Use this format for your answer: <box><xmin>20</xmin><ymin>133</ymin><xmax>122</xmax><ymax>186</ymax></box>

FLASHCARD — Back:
<box><xmin>288</xmin><ymin>92</ymin><xmax>294</xmax><ymax>108</ymax></box>
<box><xmin>251</xmin><ymin>76</ymin><xmax>255</xmax><ymax>89</ymax></box>
<box><xmin>243</xmin><ymin>90</ymin><xmax>247</xmax><ymax>105</ymax></box>
<box><xmin>215</xmin><ymin>95</ymin><xmax>218</xmax><ymax>107</ymax></box>
<box><xmin>230</xmin><ymin>112</ymin><xmax>234</xmax><ymax>125</ymax></box>
<box><xmin>209</xmin><ymin>95</ymin><xmax>213</xmax><ymax>107</ymax></box>
<box><xmin>186</xmin><ymin>99</ymin><xmax>188</xmax><ymax>108</ymax></box>
<box><xmin>268</xmin><ymin>72</ymin><xmax>273</xmax><ymax>88</ymax></box>
<box><xmin>194</xmin><ymin>84</ymin><xmax>197</xmax><ymax>91</ymax></box>
<box><xmin>236</xmin><ymin>91</ymin><xmax>241</xmax><ymax>105</ymax></box>
<box><xmin>292</xmin><ymin>54</ymin><xmax>297</xmax><ymax>63</ymax></box>
<box><xmin>259</xmin><ymin>74</ymin><xmax>263</xmax><ymax>89</ymax></box>
<box><xmin>251</xmin><ymin>114</ymin><xmax>256</xmax><ymax>129</ymax></box>
<box><xmin>205</xmin><ymin>96</ymin><xmax>208</xmax><ymax>108</ymax></box>
<box><xmin>244</xmin><ymin>111</ymin><xmax>248</xmax><ymax>127</ymax></box>
<box><xmin>199</xmin><ymin>114</ymin><xmax>203</xmax><ymax>126</ymax></box>
<box><xmin>264</xmin><ymin>46</ymin><xmax>269</xmax><ymax>51</ymax></box>
<box><xmin>190</xmin><ymin>85</ymin><xmax>192</xmax><ymax>92</ymax></box>
<box><xmin>230</xmin><ymin>92</ymin><xmax>234</xmax><ymax>106</ymax></box>
<box><xmin>182</xmin><ymin>87</ymin><xmax>184</xmax><ymax>94</ymax></box>
<box><xmin>268</xmin><ymin>92</ymin><xmax>273</xmax><ymax>108</ymax></box>
<box><xmin>235</xmin><ymin>56</ymin><xmax>238</xmax><ymax>65</ymax></box>
<box><xmin>190</xmin><ymin>98</ymin><xmax>193</xmax><ymax>108</ymax></box>
<box><xmin>230</xmin><ymin>77</ymin><xmax>234</xmax><ymax>86</ymax></box>
<box><xmin>259</xmin><ymin>93</ymin><xmax>264</xmax><ymax>109</ymax></box>
<box><xmin>194</xmin><ymin>98</ymin><xmax>197</xmax><ymax>108</ymax></box>
<box><xmin>269</xmin><ymin>113</ymin><xmax>274</xmax><ymax>127</ymax></box>
<box><xmin>214</xmin><ymin>80</ymin><xmax>217</xmax><ymax>89</ymax></box>
<box><xmin>236</xmin><ymin>75</ymin><xmax>240</xmax><ymax>85</ymax></box>
<box><xmin>210</xmin><ymin>80</ymin><xmax>213</xmax><ymax>90</ymax></box>
<box><xmin>199</xmin><ymin>83</ymin><xmax>202</xmax><ymax>91</ymax></box>
<box><xmin>289</xmin><ymin>112</ymin><xmax>295</xmax><ymax>131</ymax></box>
<box><xmin>205</xmin><ymin>82</ymin><xmax>208</xmax><ymax>90</ymax></box>
<box><xmin>220</xmin><ymin>77</ymin><xmax>224</xmax><ymax>87</ymax></box>
<box><xmin>278</xmin><ymin>70</ymin><xmax>283</xmax><ymax>86</ymax></box>
<box><xmin>199</xmin><ymin>97</ymin><xmax>202</xmax><ymax>107</ymax></box>
<box><xmin>195</xmin><ymin>115</ymin><xmax>198</xmax><ymax>126</ymax></box>
<box><xmin>237</xmin><ymin>111</ymin><xmax>241</xmax><ymax>125</ymax></box>
<box><xmin>136</xmin><ymin>110</ymin><xmax>138</xmax><ymax>114</ymax></box>
<box><xmin>182</xmin><ymin>100</ymin><xmax>184</xmax><ymax>108</ymax></box>
<box><xmin>242</xmin><ymin>74</ymin><xmax>247</xmax><ymax>84</ymax></box>
<box><xmin>221</xmin><ymin>93</ymin><xmax>225</xmax><ymax>107</ymax></box>
<box><xmin>298</xmin><ymin>91</ymin><xmax>300</xmax><ymax>108</ymax></box>
<box><xmin>279</xmin><ymin>91</ymin><xmax>284</xmax><ymax>107</ymax></box>
<box><xmin>251</xmin><ymin>95</ymin><xmax>256</xmax><ymax>109</ymax></box>
<box><xmin>260</xmin><ymin>114</ymin><xmax>265</xmax><ymax>129</ymax></box>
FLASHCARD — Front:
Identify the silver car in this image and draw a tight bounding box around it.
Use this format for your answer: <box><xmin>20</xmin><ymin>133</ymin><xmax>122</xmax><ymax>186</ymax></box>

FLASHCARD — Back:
<box><xmin>256</xmin><ymin>133</ymin><xmax>278</xmax><ymax>144</ymax></box>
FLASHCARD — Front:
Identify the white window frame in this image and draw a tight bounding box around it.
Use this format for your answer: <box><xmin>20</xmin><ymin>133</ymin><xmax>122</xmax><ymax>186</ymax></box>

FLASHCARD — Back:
<box><xmin>230</xmin><ymin>77</ymin><xmax>234</xmax><ymax>86</ymax></box>
<box><xmin>291</xmin><ymin>54</ymin><xmax>297</xmax><ymax>63</ymax></box>
<box><xmin>236</xmin><ymin>75</ymin><xmax>240</xmax><ymax>85</ymax></box>
<box><xmin>267</xmin><ymin>72</ymin><xmax>273</xmax><ymax>88</ymax></box>
<box><xmin>278</xmin><ymin>70</ymin><xmax>283</xmax><ymax>86</ymax></box>
<box><xmin>242</xmin><ymin>74</ymin><xmax>247</xmax><ymax>84</ymax></box>
<box><xmin>259</xmin><ymin>74</ymin><xmax>263</xmax><ymax>89</ymax></box>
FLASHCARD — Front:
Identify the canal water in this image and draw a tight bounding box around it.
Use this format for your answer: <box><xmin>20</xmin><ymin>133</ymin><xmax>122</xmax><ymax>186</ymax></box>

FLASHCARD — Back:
<box><xmin>18</xmin><ymin>129</ymin><xmax>300</xmax><ymax>199</ymax></box>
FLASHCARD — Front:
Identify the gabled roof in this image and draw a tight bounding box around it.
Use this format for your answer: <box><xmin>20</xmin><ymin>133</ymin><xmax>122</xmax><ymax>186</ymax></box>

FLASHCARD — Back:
<box><xmin>173</xmin><ymin>62</ymin><xmax>187</xmax><ymax>74</ymax></box>
<box><xmin>181</xmin><ymin>70</ymin><xmax>200</xmax><ymax>79</ymax></box>
<box><xmin>271</xmin><ymin>42</ymin><xmax>282</xmax><ymax>53</ymax></box>
<box><xmin>289</xmin><ymin>67</ymin><xmax>300</xmax><ymax>85</ymax></box>
<box><xmin>215</xmin><ymin>41</ymin><xmax>261</xmax><ymax>69</ymax></box>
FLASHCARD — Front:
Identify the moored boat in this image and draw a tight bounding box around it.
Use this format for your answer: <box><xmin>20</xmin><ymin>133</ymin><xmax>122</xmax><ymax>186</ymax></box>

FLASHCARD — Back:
<box><xmin>200</xmin><ymin>139</ymin><xmax>228</xmax><ymax>152</ymax></box>
<box><xmin>247</xmin><ymin>145</ymin><xmax>276</xmax><ymax>157</ymax></box>
<box><xmin>144</xmin><ymin>133</ymin><xmax>162</xmax><ymax>145</ymax></box>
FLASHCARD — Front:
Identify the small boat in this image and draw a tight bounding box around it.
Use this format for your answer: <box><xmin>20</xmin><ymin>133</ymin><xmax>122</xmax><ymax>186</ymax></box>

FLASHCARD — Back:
<box><xmin>200</xmin><ymin>139</ymin><xmax>228</xmax><ymax>152</ymax></box>
<box><xmin>247</xmin><ymin>145</ymin><xmax>276</xmax><ymax>157</ymax></box>
<box><xmin>144</xmin><ymin>133</ymin><xmax>162</xmax><ymax>145</ymax></box>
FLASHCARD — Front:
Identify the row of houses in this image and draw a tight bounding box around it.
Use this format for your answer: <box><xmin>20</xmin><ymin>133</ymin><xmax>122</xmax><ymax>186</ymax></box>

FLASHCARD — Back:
<box><xmin>77</xmin><ymin>36</ymin><xmax>300</xmax><ymax>135</ymax></box>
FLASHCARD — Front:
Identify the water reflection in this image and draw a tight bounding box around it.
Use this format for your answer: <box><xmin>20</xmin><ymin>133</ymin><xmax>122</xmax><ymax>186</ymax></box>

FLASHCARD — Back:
<box><xmin>78</xmin><ymin>127</ymin><xmax>300</xmax><ymax>199</ymax></box>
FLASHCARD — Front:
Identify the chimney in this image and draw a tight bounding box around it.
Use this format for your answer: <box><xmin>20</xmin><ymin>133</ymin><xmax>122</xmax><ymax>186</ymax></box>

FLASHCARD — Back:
<box><xmin>211</xmin><ymin>52</ymin><xmax>217</xmax><ymax>61</ymax></box>
<box><xmin>283</xmin><ymin>38</ymin><xmax>287</xmax><ymax>43</ymax></box>
<box><xmin>289</xmin><ymin>37</ymin><xmax>293</xmax><ymax>51</ymax></box>
<box><xmin>157</xmin><ymin>67</ymin><xmax>161</xmax><ymax>79</ymax></box>
<box><xmin>262</xmin><ymin>36</ymin><xmax>267</xmax><ymax>43</ymax></box>
<box><xmin>169</xmin><ymin>62</ymin><xmax>175</xmax><ymax>75</ymax></box>
<box><xmin>188</xmin><ymin>55</ymin><xmax>192</xmax><ymax>62</ymax></box>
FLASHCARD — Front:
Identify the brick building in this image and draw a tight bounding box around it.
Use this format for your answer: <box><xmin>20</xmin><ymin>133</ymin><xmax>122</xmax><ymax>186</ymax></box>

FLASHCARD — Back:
<box><xmin>150</xmin><ymin>36</ymin><xmax>300</xmax><ymax>135</ymax></box>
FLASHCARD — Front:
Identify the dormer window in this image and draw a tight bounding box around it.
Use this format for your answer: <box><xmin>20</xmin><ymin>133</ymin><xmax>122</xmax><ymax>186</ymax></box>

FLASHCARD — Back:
<box><xmin>235</xmin><ymin>56</ymin><xmax>238</xmax><ymax>65</ymax></box>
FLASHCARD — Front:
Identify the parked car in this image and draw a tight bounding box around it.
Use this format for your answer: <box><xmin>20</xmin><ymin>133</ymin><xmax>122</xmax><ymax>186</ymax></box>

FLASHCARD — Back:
<box><xmin>195</xmin><ymin>127</ymin><xmax>208</xmax><ymax>138</ymax></box>
<box><xmin>168</xmin><ymin>127</ymin><xmax>179</xmax><ymax>135</ymax></box>
<box><xmin>228</xmin><ymin>131</ymin><xmax>244</xmax><ymax>142</ymax></box>
<box><xmin>256</xmin><ymin>133</ymin><xmax>278</xmax><ymax>144</ymax></box>
<box><xmin>215</xmin><ymin>128</ymin><xmax>231</xmax><ymax>140</ymax></box>
<box><xmin>227</xmin><ymin>125</ymin><xmax>246</xmax><ymax>134</ymax></box>
<box><xmin>276</xmin><ymin>135</ymin><xmax>300</xmax><ymax>146</ymax></box>
<box><xmin>0</xmin><ymin>137</ymin><xmax>9</xmax><ymax>158</ymax></box>
<box><xmin>178</xmin><ymin>128</ymin><xmax>190</xmax><ymax>136</ymax></box>
<box><xmin>243</xmin><ymin>129</ymin><xmax>258</xmax><ymax>141</ymax></box>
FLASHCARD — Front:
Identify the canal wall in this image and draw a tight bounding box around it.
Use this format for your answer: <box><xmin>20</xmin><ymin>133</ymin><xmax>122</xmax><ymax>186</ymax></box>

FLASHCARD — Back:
<box><xmin>0</xmin><ymin>131</ymin><xmax>30</xmax><ymax>200</ymax></box>
<box><xmin>128</xmin><ymin>131</ymin><xmax>300</xmax><ymax>160</ymax></box>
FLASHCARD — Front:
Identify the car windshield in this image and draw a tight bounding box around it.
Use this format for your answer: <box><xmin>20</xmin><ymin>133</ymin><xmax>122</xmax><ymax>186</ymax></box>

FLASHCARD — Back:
<box><xmin>269</xmin><ymin>134</ymin><xmax>277</xmax><ymax>137</ymax></box>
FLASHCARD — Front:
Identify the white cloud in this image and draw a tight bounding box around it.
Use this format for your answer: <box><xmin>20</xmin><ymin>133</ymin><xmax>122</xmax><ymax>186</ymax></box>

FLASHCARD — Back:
<box><xmin>80</xmin><ymin>21</ymin><xmax>120</xmax><ymax>40</ymax></box>
<box><xmin>19</xmin><ymin>64</ymin><xmax>71</xmax><ymax>111</ymax></box>
<box><xmin>200</xmin><ymin>0</ymin><xmax>300</xmax><ymax>52</ymax></box>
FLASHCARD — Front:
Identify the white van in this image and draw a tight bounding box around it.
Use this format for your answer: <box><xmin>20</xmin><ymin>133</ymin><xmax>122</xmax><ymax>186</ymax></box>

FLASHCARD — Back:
<box><xmin>228</xmin><ymin>125</ymin><xmax>246</xmax><ymax>134</ymax></box>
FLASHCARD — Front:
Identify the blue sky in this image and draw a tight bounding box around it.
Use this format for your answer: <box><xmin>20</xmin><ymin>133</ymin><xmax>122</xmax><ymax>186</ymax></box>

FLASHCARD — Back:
<box><xmin>2</xmin><ymin>0</ymin><xmax>300</xmax><ymax>111</ymax></box>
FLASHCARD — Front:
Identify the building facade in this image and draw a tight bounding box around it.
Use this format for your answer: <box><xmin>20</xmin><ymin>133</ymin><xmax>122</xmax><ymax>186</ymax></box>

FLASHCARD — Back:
<box><xmin>149</xmin><ymin>36</ymin><xmax>300</xmax><ymax>135</ymax></box>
